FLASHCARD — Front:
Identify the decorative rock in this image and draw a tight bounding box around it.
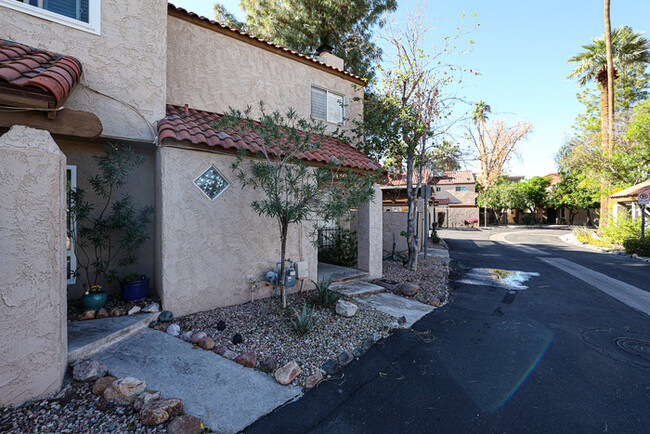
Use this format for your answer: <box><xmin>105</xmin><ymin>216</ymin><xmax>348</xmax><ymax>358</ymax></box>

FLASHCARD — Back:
<box><xmin>128</xmin><ymin>306</ymin><xmax>141</xmax><ymax>315</ymax></box>
<box><xmin>92</xmin><ymin>376</ymin><xmax>117</xmax><ymax>395</ymax></box>
<box><xmin>235</xmin><ymin>352</ymin><xmax>257</xmax><ymax>368</ymax></box>
<box><xmin>258</xmin><ymin>357</ymin><xmax>278</xmax><ymax>374</ymax></box>
<box><xmin>428</xmin><ymin>298</ymin><xmax>442</xmax><ymax>307</ymax></box>
<box><xmin>372</xmin><ymin>333</ymin><xmax>381</xmax><ymax>343</ymax></box>
<box><xmin>78</xmin><ymin>310</ymin><xmax>96</xmax><ymax>321</ymax></box>
<box><xmin>222</xmin><ymin>349</ymin><xmax>239</xmax><ymax>360</ymax></box>
<box><xmin>274</xmin><ymin>361</ymin><xmax>302</xmax><ymax>385</ymax></box>
<box><xmin>397</xmin><ymin>316</ymin><xmax>407</xmax><ymax>326</ymax></box>
<box><xmin>166</xmin><ymin>324</ymin><xmax>181</xmax><ymax>337</ymax></box>
<box><xmin>214</xmin><ymin>345</ymin><xmax>238</xmax><ymax>360</ymax></box>
<box><xmin>321</xmin><ymin>359</ymin><xmax>338</xmax><ymax>376</ymax></box>
<box><xmin>103</xmin><ymin>377</ymin><xmax>147</xmax><ymax>405</ymax></box>
<box><xmin>304</xmin><ymin>371</ymin><xmax>323</xmax><ymax>389</ymax></box>
<box><xmin>158</xmin><ymin>310</ymin><xmax>173</xmax><ymax>322</ymax></box>
<box><xmin>167</xmin><ymin>415</ymin><xmax>202</xmax><ymax>434</ymax></box>
<box><xmin>397</xmin><ymin>282</ymin><xmax>419</xmax><ymax>296</ymax></box>
<box><xmin>72</xmin><ymin>359</ymin><xmax>108</xmax><ymax>382</ymax></box>
<box><xmin>337</xmin><ymin>351</ymin><xmax>354</xmax><ymax>367</ymax></box>
<box><xmin>110</xmin><ymin>307</ymin><xmax>126</xmax><ymax>317</ymax></box>
<box><xmin>133</xmin><ymin>391</ymin><xmax>161</xmax><ymax>411</ymax></box>
<box><xmin>335</xmin><ymin>300</ymin><xmax>358</xmax><ymax>317</ymax></box>
<box><xmin>360</xmin><ymin>337</ymin><xmax>374</xmax><ymax>352</ymax></box>
<box><xmin>95</xmin><ymin>308</ymin><xmax>109</xmax><ymax>319</ymax></box>
<box><xmin>140</xmin><ymin>398</ymin><xmax>184</xmax><ymax>426</ymax></box>
<box><xmin>142</xmin><ymin>302</ymin><xmax>160</xmax><ymax>313</ymax></box>
<box><xmin>153</xmin><ymin>323</ymin><xmax>167</xmax><ymax>331</ymax></box>
<box><xmin>216</xmin><ymin>320</ymin><xmax>226</xmax><ymax>331</ymax></box>
<box><xmin>149</xmin><ymin>320</ymin><xmax>159</xmax><ymax>328</ymax></box>
<box><xmin>180</xmin><ymin>331</ymin><xmax>193</xmax><ymax>342</ymax></box>
<box><xmin>197</xmin><ymin>336</ymin><xmax>215</xmax><ymax>350</ymax></box>
<box><xmin>190</xmin><ymin>332</ymin><xmax>207</xmax><ymax>344</ymax></box>
<box><xmin>232</xmin><ymin>333</ymin><xmax>243</xmax><ymax>345</ymax></box>
<box><xmin>352</xmin><ymin>347</ymin><xmax>365</xmax><ymax>358</ymax></box>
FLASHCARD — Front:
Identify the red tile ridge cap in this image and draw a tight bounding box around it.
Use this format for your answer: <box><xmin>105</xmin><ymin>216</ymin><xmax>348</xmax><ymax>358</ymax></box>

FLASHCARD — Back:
<box><xmin>167</xmin><ymin>3</ymin><xmax>366</xmax><ymax>87</ymax></box>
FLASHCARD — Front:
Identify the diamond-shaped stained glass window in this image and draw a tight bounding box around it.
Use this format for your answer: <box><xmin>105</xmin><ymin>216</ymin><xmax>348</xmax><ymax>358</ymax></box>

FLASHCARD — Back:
<box><xmin>194</xmin><ymin>166</ymin><xmax>230</xmax><ymax>200</ymax></box>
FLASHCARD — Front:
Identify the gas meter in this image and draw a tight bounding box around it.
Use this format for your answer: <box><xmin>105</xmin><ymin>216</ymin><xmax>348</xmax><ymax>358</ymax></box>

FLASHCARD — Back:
<box><xmin>284</xmin><ymin>264</ymin><xmax>297</xmax><ymax>287</ymax></box>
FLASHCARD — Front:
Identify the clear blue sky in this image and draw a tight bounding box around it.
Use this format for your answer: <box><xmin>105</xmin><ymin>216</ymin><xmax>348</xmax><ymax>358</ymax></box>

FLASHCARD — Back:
<box><xmin>172</xmin><ymin>0</ymin><xmax>650</xmax><ymax>177</ymax></box>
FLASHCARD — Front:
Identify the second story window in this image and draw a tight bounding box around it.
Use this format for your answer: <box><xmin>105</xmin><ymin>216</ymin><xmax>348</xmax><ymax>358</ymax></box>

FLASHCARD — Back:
<box><xmin>311</xmin><ymin>86</ymin><xmax>345</xmax><ymax>124</ymax></box>
<box><xmin>3</xmin><ymin>0</ymin><xmax>100</xmax><ymax>34</ymax></box>
<box><xmin>455</xmin><ymin>186</ymin><xmax>467</xmax><ymax>192</ymax></box>
<box><xmin>435</xmin><ymin>187</ymin><xmax>441</xmax><ymax>192</ymax></box>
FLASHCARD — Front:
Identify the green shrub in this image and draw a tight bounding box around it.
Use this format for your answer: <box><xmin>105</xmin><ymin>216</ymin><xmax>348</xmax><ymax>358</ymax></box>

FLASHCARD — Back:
<box><xmin>437</xmin><ymin>212</ymin><xmax>446</xmax><ymax>227</ymax></box>
<box><xmin>318</xmin><ymin>229</ymin><xmax>358</xmax><ymax>267</ymax></box>
<box><xmin>311</xmin><ymin>277</ymin><xmax>341</xmax><ymax>308</ymax></box>
<box><xmin>573</xmin><ymin>226</ymin><xmax>611</xmax><ymax>247</ymax></box>
<box><xmin>521</xmin><ymin>214</ymin><xmax>533</xmax><ymax>225</ymax></box>
<box><xmin>291</xmin><ymin>301</ymin><xmax>317</xmax><ymax>335</ymax></box>
<box><xmin>623</xmin><ymin>236</ymin><xmax>650</xmax><ymax>257</ymax></box>
<box><xmin>431</xmin><ymin>223</ymin><xmax>440</xmax><ymax>243</ymax></box>
<box><xmin>600</xmin><ymin>214</ymin><xmax>641</xmax><ymax>246</ymax></box>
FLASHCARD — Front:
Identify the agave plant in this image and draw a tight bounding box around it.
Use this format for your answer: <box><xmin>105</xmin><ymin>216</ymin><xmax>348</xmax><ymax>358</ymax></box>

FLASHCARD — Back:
<box><xmin>291</xmin><ymin>301</ymin><xmax>318</xmax><ymax>335</ymax></box>
<box><xmin>311</xmin><ymin>277</ymin><xmax>342</xmax><ymax>308</ymax></box>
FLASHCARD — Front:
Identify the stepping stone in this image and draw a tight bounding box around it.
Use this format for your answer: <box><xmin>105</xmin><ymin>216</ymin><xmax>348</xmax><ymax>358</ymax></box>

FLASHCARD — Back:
<box><xmin>330</xmin><ymin>281</ymin><xmax>385</xmax><ymax>298</ymax></box>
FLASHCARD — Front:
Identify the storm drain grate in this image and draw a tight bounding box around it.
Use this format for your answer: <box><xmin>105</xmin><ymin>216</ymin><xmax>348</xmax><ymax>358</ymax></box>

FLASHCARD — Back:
<box><xmin>614</xmin><ymin>337</ymin><xmax>650</xmax><ymax>360</ymax></box>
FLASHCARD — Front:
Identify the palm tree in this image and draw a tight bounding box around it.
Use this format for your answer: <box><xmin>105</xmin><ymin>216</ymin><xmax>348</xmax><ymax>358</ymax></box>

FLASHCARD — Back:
<box><xmin>472</xmin><ymin>100</ymin><xmax>492</xmax><ymax>125</ymax></box>
<box><xmin>568</xmin><ymin>26</ymin><xmax>650</xmax><ymax>223</ymax></box>
<box><xmin>568</xmin><ymin>26</ymin><xmax>650</xmax><ymax>132</ymax></box>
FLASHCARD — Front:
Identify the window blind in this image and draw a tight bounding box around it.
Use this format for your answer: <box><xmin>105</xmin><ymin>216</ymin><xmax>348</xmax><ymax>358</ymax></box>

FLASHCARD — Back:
<box><xmin>311</xmin><ymin>87</ymin><xmax>327</xmax><ymax>121</ymax></box>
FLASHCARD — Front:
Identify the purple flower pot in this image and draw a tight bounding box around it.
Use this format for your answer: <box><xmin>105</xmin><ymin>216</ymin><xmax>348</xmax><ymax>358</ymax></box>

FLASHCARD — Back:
<box><xmin>121</xmin><ymin>278</ymin><xmax>149</xmax><ymax>302</ymax></box>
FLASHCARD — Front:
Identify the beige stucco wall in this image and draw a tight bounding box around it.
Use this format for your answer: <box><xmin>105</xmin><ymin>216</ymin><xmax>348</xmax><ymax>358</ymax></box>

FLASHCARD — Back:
<box><xmin>0</xmin><ymin>126</ymin><xmax>67</xmax><ymax>406</ymax></box>
<box><xmin>166</xmin><ymin>16</ymin><xmax>364</xmax><ymax>137</ymax></box>
<box><xmin>156</xmin><ymin>145</ymin><xmax>318</xmax><ymax>317</ymax></box>
<box><xmin>382</xmin><ymin>211</ymin><xmax>425</xmax><ymax>254</ymax></box>
<box><xmin>0</xmin><ymin>0</ymin><xmax>168</xmax><ymax>141</ymax></box>
<box><xmin>435</xmin><ymin>183</ymin><xmax>476</xmax><ymax>204</ymax></box>
<box><xmin>59</xmin><ymin>140</ymin><xmax>157</xmax><ymax>298</ymax></box>
<box><xmin>357</xmin><ymin>184</ymin><xmax>382</xmax><ymax>279</ymax></box>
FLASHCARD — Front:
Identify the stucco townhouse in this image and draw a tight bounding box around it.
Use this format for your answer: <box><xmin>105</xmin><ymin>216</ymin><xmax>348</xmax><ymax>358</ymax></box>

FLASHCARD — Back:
<box><xmin>0</xmin><ymin>0</ymin><xmax>382</xmax><ymax>406</ymax></box>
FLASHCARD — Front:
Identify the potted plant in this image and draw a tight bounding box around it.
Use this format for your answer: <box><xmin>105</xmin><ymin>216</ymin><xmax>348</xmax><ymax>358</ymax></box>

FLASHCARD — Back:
<box><xmin>82</xmin><ymin>285</ymin><xmax>108</xmax><ymax>310</ymax></box>
<box><xmin>120</xmin><ymin>273</ymin><xmax>149</xmax><ymax>302</ymax></box>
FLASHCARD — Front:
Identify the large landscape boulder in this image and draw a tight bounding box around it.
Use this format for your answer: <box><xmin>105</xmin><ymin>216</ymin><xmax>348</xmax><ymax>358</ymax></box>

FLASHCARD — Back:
<box><xmin>72</xmin><ymin>360</ymin><xmax>108</xmax><ymax>382</ymax></box>
<box><xmin>103</xmin><ymin>377</ymin><xmax>147</xmax><ymax>405</ymax></box>
<box><xmin>140</xmin><ymin>398</ymin><xmax>184</xmax><ymax>425</ymax></box>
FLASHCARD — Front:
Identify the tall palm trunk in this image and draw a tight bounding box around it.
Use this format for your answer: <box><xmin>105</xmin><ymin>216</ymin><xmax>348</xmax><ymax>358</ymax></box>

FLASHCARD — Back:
<box><xmin>601</xmin><ymin>0</ymin><xmax>615</xmax><ymax>227</ymax></box>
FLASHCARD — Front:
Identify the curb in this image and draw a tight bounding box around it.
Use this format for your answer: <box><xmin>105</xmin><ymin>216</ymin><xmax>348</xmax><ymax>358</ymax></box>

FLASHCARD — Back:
<box><xmin>560</xmin><ymin>233</ymin><xmax>650</xmax><ymax>263</ymax></box>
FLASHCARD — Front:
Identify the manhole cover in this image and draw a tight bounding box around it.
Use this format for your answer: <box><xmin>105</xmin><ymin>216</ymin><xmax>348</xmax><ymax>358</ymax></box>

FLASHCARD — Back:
<box><xmin>614</xmin><ymin>337</ymin><xmax>650</xmax><ymax>360</ymax></box>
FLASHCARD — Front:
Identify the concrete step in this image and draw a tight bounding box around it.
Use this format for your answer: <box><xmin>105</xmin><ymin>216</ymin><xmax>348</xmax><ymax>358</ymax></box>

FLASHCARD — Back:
<box><xmin>331</xmin><ymin>280</ymin><xmax>385</xmax><ymax>298</ymax></box>
<box><xmin>355</xmin><ymin>292</ymin><xmax>435</xmax><ymax>327</ymax></box>
<box><xmin>317</xmin><ymin>262</ymin><xmax>369</xmax><ymax>284</ymax></box>
<box><xmin>67</xmin><ymin>313</ymin><xmax>159</xmax><ymax>363</ymax></box>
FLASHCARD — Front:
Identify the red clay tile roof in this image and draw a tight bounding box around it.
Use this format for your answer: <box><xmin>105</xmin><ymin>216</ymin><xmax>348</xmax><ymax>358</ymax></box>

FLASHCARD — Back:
<box><xmin>0</xmin><ymin>39</ymin><xmax>82</xmax><ymax>108</ymax></box>
<box><xmin>167</xmin><ymin>3</ymin><xmax>366</xmax><ymax>86</ymax></box>
<box><xmin>610</xmin><ymin>179</ymin><xmax>650</xmax><ymax>198</ymax></box>
<box><xmin>436</xmin><ymin>198</ymin><xmax>450</xmax><ymax>205</ymax></box>
<box><xmin>434</xmin><ymin>170</ymin><xmax>476</xmax><ymax>185</ymax></box>
<box><xmin>158</xmin><ymin>105</ymin><xmax>382</xmax><ymax>171</ymax></box>
<box><xmin>383</xmin><ymin>169</ymin><xmax>449</xmax><ymax>186</ymax></box>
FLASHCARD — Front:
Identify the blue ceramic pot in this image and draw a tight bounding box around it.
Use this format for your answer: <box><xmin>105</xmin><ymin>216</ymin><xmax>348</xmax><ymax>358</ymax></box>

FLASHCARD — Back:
<box><xmin>121</xmin><ymin>278</ymin><xmax>149</xmax><ymax>302</ymax></box>
<box><xmin>82</xmin><ymin>292</ymin><xmax>108</xmax><ymax>311</ymax></box>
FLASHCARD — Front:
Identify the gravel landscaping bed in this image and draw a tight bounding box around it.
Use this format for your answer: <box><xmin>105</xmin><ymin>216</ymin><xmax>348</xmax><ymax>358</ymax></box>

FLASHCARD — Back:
<box><xmin>0</xmin><ymin>380</ymin><xmax>166</xmax><ymax>433</ymax></box>
<box><xmin>176</xmin><ymin>292</ymin><xmax>395</xmax><ymax>384</ymax></box>
<box><xmin>68</xmin><ymin>295</ymin><xmax>161</xmax><ymax>322</ymax></box>
<box><xmin>380</xmin><ymin>252</ymin><xmax>449</xmax><ymax>306</ymax></box>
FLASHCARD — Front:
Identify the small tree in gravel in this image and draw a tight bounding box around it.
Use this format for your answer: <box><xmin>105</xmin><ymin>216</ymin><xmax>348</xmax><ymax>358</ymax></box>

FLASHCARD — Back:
<box><xmin>69</xmin><ymin>144</ymin><xmax>154</xmax><ymax>289</ymax></box>
<box><xmin>213</xmin><ymin>102</ymin><xmax>379</xmax><ymax>308</ymax></box>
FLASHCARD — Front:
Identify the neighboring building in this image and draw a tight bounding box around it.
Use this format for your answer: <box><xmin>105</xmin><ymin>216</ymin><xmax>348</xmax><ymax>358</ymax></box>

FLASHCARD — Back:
<box><xmin>0</xmin><ymin>1</ymin><xmax>382</xmax><ymax>406</ymax></box>
<box><xmin>433</xmin><ymin>170</ymin><xmax>479</xmax><ymax>227</ymax></box>
<box><xmin>610</xmin><ymin>180</ymin><xmax>650</xmax><ymax>222</ymax></box>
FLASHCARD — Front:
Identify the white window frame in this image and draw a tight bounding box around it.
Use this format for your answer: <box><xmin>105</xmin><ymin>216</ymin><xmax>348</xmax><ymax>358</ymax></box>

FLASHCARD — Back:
<box><xmin>0</xmin><ymin>0</ymin><xmax>101</xmax><ymax>35</ymax></box>
<box><xmin>311</xmin><ymin>86</ymin><xmax>345</xmax><ymax>125</ymax></box>
<box><xmin>66</xmin><ymin>165</ymin><xmax>77</xmax><ymax>285</ymax></box>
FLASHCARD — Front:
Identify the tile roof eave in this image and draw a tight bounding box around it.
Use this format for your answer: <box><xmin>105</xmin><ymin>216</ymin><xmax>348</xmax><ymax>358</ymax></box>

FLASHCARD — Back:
<box><xmin>167</xmin><ymin>3</ymin><xmax>367</xmax><ymax>87</ymax></box>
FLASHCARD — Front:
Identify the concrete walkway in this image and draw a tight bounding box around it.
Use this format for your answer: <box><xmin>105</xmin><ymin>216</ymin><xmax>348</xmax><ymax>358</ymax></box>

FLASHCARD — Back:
<box><xmin>356</xmin><ymin>292</ymin><xmax>435</xmax><ymax>327</ymax></box>
<box><xmin>93</xmin><ymin>329</ymin><xmax>300</xmax><ymax>433</ymax></box>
